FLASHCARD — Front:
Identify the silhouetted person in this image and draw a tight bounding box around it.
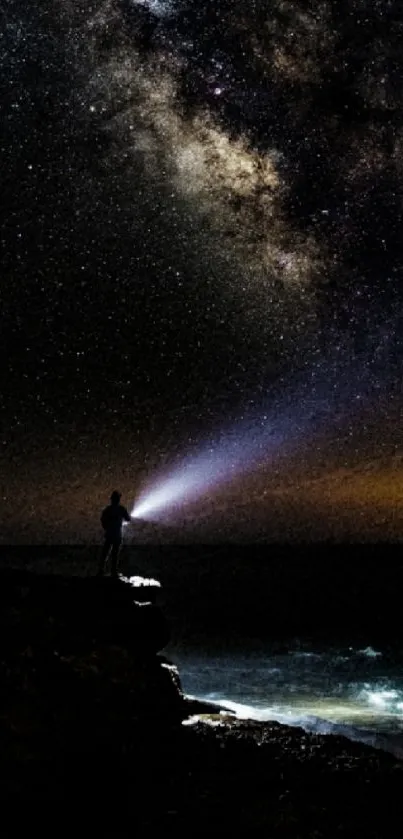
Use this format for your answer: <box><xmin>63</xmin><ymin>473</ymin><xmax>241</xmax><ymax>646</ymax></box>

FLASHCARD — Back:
<box><xmin>98</xmin><ymin>490</ymin><xmax>131</xmax><ymax>577</ymax></box>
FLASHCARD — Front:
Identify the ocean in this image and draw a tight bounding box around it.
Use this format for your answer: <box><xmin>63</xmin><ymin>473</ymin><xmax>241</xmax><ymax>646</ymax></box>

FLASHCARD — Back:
<box><xmin>171</xmin><ymin>642</ymin><xmax>403</xmax><ymax>759</ymax></box>
<box><xmin>139</xmin><ymin>544</ymin><xmax>403</xmax><ymax>758</ymax></box>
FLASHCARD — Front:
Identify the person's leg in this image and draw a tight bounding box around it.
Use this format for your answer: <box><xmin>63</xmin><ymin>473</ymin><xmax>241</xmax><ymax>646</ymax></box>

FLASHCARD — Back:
<box><xmin>97</xmin><ymin>539</ymin><xmax>111</xmax><ymax>575</ymax></box>
<box><xmin>110</xmin><ymin>540</ymin><xmax>122</xmax><ymax>577</ymax></box>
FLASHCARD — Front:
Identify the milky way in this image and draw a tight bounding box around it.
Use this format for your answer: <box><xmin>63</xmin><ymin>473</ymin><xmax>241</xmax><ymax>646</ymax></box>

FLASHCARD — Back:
<box><xmin>1</xmin><ymin>1</ymin><xmax>403</xmax><ymax>540</ymax></box>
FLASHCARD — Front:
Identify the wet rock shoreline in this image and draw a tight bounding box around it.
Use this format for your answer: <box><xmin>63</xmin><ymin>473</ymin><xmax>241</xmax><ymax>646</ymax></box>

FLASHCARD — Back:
<box><xmin>0</xmin><ymin>569</ymin><xmax>402</xmax><ymax>835</ymax></box>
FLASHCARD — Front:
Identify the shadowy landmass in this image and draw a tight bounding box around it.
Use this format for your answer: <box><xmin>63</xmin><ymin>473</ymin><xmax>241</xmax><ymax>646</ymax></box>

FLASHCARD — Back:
<box><xmin>1</xmin><ymin>560</ymin><xmax>403</xmax><ymax>834</ymax></box>
<box><xmin>1</xmin><ymin>544</ymin><xmax>402</xmax><ymax>648</ymax></box>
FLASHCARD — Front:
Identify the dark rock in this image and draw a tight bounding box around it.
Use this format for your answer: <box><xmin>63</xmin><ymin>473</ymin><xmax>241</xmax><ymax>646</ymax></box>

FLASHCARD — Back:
<box><xmin>0</xmin><ymin>569</ymin><xmax>185</xmax><ymax>815</ymax></box>
<box><xmin>0</xmin><ymin>570</ymin><xmax>169</xmax><ymax>654</ymax></box>
<box><xmin>183</xmin><ymin>696</ymin><xmax>226</xmax><ymax>716</ymax></box>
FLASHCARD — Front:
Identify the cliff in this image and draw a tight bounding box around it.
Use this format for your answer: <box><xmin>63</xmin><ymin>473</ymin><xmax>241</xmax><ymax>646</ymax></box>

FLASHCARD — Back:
<box><xmin>0</xmin><ymin>568</ymin><xmax>402</xmax><ymax>836</ymax></box>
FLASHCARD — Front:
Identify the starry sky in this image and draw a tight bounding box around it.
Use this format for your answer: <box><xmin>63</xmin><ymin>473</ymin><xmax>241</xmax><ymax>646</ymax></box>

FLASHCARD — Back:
<box><xmin>1</xmin><ymin>0</ymin><xmax>403</xmax><ymax>542</ymax></box>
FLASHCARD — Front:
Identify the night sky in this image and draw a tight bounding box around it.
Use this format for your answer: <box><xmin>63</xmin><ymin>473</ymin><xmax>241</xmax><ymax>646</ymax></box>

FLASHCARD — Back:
<box><xmin>1</xmin><ymin>0</ymin><xmax>403</xmax><ymax>543</ymax></box>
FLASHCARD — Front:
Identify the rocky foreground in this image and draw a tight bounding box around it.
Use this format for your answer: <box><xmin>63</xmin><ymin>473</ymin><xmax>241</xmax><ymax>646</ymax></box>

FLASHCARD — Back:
<box><xmin>0</xmin><ymin>570</ymin><xmax>402</xmax><ymax>836</ymax></box>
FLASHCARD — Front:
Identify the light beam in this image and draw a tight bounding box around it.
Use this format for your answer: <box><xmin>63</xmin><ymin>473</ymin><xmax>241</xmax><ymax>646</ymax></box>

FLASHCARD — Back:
<box><xmin>131</xmin><ymin>320</ymin><xmax>399</xmax><ymax>524</ymax></box>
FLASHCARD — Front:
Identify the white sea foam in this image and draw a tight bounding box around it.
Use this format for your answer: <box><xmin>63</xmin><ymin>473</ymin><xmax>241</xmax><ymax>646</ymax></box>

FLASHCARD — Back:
<box><xmin>176</xmin><ymin>644</ymin><xmax>403</xmax><ymax>759</ymax></box>
<box><xmin>183</xmin><ymin>695</ymin><xmax>403</xmax><ymax>760</ymax></box>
